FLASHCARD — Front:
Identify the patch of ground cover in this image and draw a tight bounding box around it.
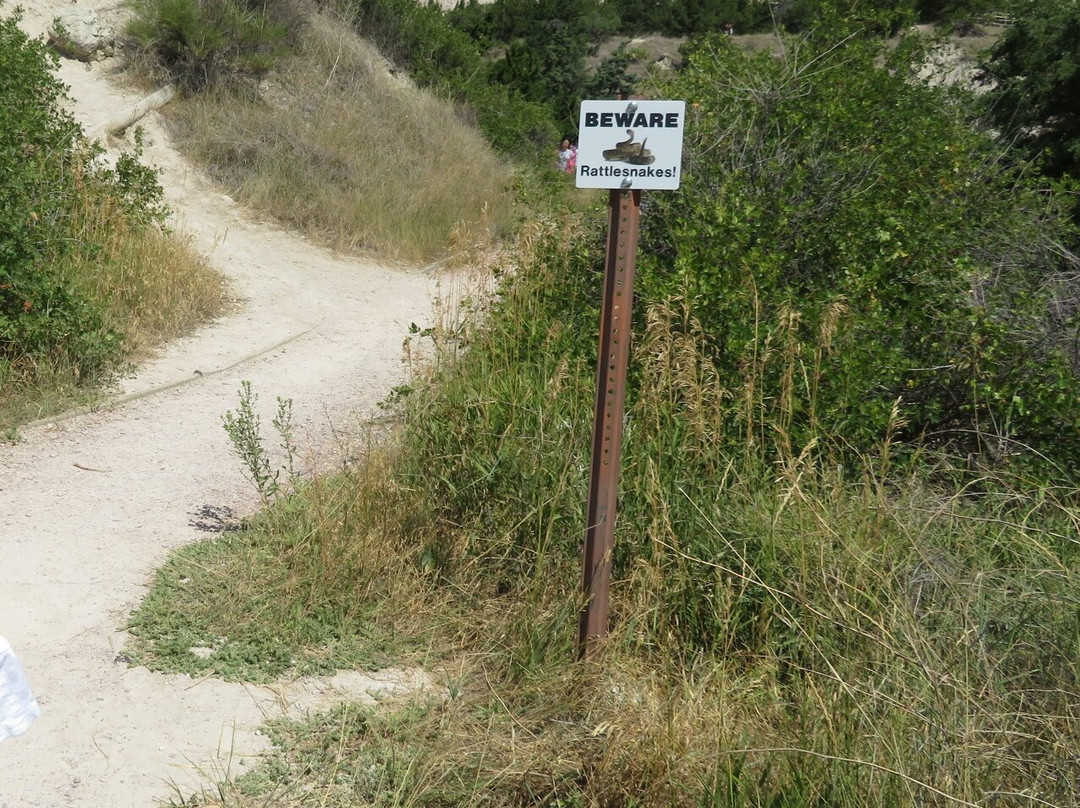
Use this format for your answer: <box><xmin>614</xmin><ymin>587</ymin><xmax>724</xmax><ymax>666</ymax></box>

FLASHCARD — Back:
<box><xmin>127</xmin><ymin>455</ymin><xmax>437</xmax><ymax>682</ymax></box>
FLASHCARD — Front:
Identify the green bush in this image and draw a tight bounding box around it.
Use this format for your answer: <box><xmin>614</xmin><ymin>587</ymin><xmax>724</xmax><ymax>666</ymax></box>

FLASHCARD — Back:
<box><xmin>639</xmin><ymin>30</ymin><xmax>1080</xmax><ymax>470</ymax></box>
<box><xmin>0</xmin><ymin>5</ymin><xmax>115</xmax><ymax>378</ymax></box>
<box><xmin>397</xmin><ymin>26</ymin><xmax>1080</xmax><ymax>633</ymax></box>
<box><xmin>1</xmin><ymin>2</ymin><xmax>201</xmax><ymax>405</ymax></box>
<box><xmin>341</xmin><ymin>0</ymin><xmax>560</xmax><ymax>160</ymax></box>
<box><xmin>127</xmin><ymin>0</ymin><xmax>290</xmax><ymax>89</ymax></box>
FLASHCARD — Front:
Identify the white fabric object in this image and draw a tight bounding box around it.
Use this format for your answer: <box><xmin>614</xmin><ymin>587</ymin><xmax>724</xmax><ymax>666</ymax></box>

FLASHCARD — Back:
<box><xmin>0</xmin><ymin>636</ymin><xmax>40</xmax><ymax>742</ymax></box>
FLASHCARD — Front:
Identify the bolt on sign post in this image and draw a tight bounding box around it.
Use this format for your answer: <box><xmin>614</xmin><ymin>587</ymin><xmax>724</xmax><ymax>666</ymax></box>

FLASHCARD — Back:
<box><xmin>575</xmin><ymin>99</ymin><xmax>685</xmax><ymax>660</ymax></box>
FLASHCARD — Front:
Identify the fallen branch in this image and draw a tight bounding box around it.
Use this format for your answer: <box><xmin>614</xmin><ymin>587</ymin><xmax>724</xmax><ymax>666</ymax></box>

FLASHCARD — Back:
<box><xmin>87</xmin><ymin>85</ymin><xmax>176</xmax><ymax>142</ymax></box>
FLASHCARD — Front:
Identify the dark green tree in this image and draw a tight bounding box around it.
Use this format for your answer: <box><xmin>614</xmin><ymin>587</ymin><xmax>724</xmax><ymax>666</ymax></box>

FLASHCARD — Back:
<box><xmin>981</xmin><ymin>0</ymin><xmax>1080</xmax><ymax>187</ymax></box>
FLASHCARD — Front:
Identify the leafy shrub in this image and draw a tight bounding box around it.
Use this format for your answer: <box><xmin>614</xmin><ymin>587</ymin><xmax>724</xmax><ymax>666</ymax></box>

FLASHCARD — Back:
<box><xmin>0</xmin><ymin>5</ymin><xmax>116</xmax><ymax>378</ymax></box>
<box><xmin>638</xmin><ymin>30</ymin><xmax>1080</xmax><ymax>470</ymax></box>
<box><xmin>126</xmin><ymin>0</ymin><xmax>291</xmax><ymax>89</ymax></box>
<box><xmin>1</xmin><ymin>2</ymin><xmax>219</xmax><ymax>415</ymax></box>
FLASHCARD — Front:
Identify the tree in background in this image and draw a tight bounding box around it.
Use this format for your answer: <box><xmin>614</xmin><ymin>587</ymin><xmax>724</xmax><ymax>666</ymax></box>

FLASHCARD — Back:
<box><xmin>981</xmin><ymin>0</ymin><xmax>1080</xmax><ymax>193</ymax></box>
<box><xmin>774</xmin><ymin>0</ymin><xmax>998</xmax><ymax>31</ymax></box>
<box><xmin>914</xmin><ymin>0</ymin><xmax>996</xmax><ymax>23</ymax></box>
<box><xmin>127</xmin><ymin>0</ymin><xmax>291</xmax><ymax>89</ymax></box>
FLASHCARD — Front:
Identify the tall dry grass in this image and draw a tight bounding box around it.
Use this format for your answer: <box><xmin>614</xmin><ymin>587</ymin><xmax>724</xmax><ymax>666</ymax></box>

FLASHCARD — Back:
<box><xmin>164</xmin><ymin>11</ymin><xmax>513</xmax><ymax>263</ymax></box>
<box><xmin>63</xmin><ymin>183</ymin><xmax>227</xmax><ymax>359</ymax></box>
<box><xmin>0</xmin><ymin>154</ymin><xmax>226</xmax><ymax>430</ymax></box>
<box><xmin>140</xmin><ymin>218</ymin><xmax>1080</xmax><ymax>808</ymax></box>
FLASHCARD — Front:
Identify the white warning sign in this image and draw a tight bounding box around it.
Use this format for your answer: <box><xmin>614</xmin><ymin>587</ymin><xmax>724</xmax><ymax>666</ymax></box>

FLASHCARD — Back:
<box><xmin>575</xmin><ymin>100</ymin><xmax>686</xmax><ymax>190</ymax></box>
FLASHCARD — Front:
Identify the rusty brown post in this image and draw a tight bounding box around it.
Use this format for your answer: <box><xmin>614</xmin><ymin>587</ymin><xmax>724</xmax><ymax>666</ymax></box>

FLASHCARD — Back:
<box><xmin>578</xmin><ymin>187</ymin><xmax>642</xmax><ymax>661</ymax></box>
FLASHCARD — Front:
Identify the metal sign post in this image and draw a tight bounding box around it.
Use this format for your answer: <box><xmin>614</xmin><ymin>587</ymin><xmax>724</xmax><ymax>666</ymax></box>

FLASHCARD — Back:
<box><xmin>578</xmin><ymin>188</ymin><xmax>641</xmax><ymax>660</ymax></box>
<box><xmin>575</xmin><ymin>100</ymin><xmax>685</xmax><ymax>661</ymax></box>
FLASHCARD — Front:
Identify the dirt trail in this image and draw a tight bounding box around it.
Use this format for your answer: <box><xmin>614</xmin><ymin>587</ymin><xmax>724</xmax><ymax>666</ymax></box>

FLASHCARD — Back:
<box><xmin>1</xmin><ymin>3</ymin><xmax>436</xmax><ymax>804</ymax></box>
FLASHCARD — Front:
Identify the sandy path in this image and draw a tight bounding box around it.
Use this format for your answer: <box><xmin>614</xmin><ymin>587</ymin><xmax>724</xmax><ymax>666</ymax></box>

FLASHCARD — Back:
<box><xmin>1</xmin><ymin>4</ymin><xmax>436</xmax><ymax>804</ymax></box>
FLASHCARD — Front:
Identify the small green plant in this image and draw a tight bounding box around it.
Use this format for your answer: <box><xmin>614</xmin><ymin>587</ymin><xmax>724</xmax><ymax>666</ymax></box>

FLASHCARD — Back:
<box><xmin>222</xmin><ymin>381</ymin><xmax>300</xmax><ymax>504</ymax></box>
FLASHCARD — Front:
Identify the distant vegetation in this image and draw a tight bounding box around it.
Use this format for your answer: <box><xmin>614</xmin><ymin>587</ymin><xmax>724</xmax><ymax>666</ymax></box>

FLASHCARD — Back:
<box><xmin>981</xmin><ymin>0</ymin><xmax>1080</xmax><ymax>221</ymax></box>
<box><xmin>0</xmin><ymin>3</ymin><xmax>224</xmax><ymax>429</ymax></box>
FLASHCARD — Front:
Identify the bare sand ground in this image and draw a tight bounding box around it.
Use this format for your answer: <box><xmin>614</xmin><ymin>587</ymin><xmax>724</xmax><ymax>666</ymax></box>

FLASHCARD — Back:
<box><xmin>1</xmin><ymin>2</ymin><xmax>439</xmax><ymax>804</ymax></box>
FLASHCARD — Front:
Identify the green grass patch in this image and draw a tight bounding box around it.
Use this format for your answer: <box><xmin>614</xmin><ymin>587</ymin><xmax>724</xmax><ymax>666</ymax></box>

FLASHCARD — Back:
<box><xmin>127</xmin><ymin>526</ymin><xmax>395</xmax><ymax>681</ymax></box>
<box><xmin>154</xmin><ymin>458</ymin><xmax>1080</xmax><ymax>806</ymax></box>
<box><xmin>127</xmin><ymin>457</ymin><xmax>437</xmax><ymax>682</ymax></box>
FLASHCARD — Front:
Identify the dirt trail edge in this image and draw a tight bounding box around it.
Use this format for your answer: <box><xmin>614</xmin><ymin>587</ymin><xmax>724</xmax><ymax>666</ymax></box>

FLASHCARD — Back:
<box><xmin>1</xmin><ymin>5</ymin><xmax>436</xmax><ymax>805</ymax></box>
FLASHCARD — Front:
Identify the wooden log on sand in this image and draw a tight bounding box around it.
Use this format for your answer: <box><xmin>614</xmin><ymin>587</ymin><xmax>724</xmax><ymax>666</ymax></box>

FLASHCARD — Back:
<box><xmin>87</xmin><ymin>85</ymin><xmax>176</xmax><ymax>142</ymax></box>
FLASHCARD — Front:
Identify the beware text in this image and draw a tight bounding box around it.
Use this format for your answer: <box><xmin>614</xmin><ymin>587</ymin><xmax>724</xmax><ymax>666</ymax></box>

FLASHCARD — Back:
<box><xmin>583</xmin><ymin>111</ymin><xmax>681</xmax><ymax>129</ymax></box>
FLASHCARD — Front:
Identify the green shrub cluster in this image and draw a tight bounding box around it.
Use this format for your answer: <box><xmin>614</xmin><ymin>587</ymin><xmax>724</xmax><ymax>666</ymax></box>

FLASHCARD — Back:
<box><xmin>0</xmin><ymin>5</ymin><xmax>163</xmax><ymax>385</ymax></box>
<box><xmin>1</xmin><ymin>8</ymin><xmax>104</xmax><ymax>376</ymax></box>
<box><xmin>406</xmin><ymin>27</ymin><xmax>1080</xmax><ymax>528</ymax></box>
<box><xmin>447</xmin><ymin>0</ymin><xmax>637</xmax><ymax>128</ymax></box>
<box><xmin>442</xmin><ymin>0</ymin><xmax>996</xmax><ymax>143</ymax></box>
<box><xmin>641</xmin><ymin>30</ymin><xmax>1080</xmax><ymax>470</ymax></box>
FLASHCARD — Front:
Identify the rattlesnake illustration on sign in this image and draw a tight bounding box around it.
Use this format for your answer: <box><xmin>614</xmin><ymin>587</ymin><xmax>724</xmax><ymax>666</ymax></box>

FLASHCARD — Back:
<box><xmin>601</xmin><ymin>129</ymin><xmax>656</xmax><ymax>165</ymax></box>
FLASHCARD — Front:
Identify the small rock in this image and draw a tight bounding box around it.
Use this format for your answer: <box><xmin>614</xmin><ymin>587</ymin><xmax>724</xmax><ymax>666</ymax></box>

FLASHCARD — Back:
<box><xmin>48</xmin><ymin>9</ymin><xmax>115</xmax><ymax>63</ymax></box>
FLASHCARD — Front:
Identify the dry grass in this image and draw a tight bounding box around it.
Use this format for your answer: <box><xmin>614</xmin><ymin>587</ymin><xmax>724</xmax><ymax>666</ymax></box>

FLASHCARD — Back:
<box><xmin>0</xmin><ymin>162</ymin><xmax>227</xmax><ymax>431</ymax></box>
<box><xmin>65</xmin><ymin>198</ymin><xmax>229</xmax><ymax>360</ymax></box>
<box><xmin>165</xmin><ymin>11</ymin><xmax>513</xmax><ymax>264</ymax></box>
